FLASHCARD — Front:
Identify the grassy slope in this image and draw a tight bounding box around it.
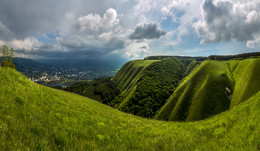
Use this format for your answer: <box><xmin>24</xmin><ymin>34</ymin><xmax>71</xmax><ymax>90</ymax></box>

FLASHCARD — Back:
<box><xmin>0</xmin><ymin>67</ymin><xmax>259</xmax><ymax>150</ymax></box>
<box><xmin>112</xmin><ymin>60</ymin><xmax>159</xmax><ymax>107</ymax></box>
<box><xmin>156</xmin><ymin>58</ymin><xmax>260</xmax><ymax>121</ymax></box>
<box><xmin>229</xmin><ymin>59</ymin><xmax>260</xmax><ymax>108</ymax></box>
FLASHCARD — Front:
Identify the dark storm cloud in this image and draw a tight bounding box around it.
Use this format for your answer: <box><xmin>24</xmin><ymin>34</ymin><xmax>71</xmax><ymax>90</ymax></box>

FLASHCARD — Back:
<box><xmin>140</xmin><ymin>45</ymin><xmax>148</xmax><ymax>49</ymax></box>
<box><xmin>0</xmin><ymin>0</ymin><xmax>63</xmax><ymax>37</ymax></box>
<box><xmin>0</xmin><ymin>0</ymin><xmax>110</xmax><ymax>37</ymax></box>
<box><xmin>16</xmin><ymin>49</ymin><xmax>108</xmax><ymax>59</ymax></box>
<box><xmin>129</xmin><ymin>23</ymin><xmax>166</xmax><ymax>39</ymax></box>
<box><xmin>0</xmin><ymin>22</ymin><xmax>13</xmax><ymax>41</ymax></box>
<box><xmin>58</xmin><ymin>35</ymin><xmax>125</xmax><ymax>52</ymax></box>
<box><xmin>14</xmin><ymin>36</ymin><xmax>125</xmax><ymax>59</ymax></box>
<box><xmin>194</xmin><ymin>0</ymin><xmax>260</xmax><ymax>44</ymax></box>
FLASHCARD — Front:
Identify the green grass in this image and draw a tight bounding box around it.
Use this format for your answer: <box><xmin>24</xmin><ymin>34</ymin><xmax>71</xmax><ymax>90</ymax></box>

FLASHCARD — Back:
<box><xmin>0</xmin><ymin>67</ymin><xmax>259</xmax><ymax>150</ymax></box>
<box><xmin>156</xmin><ymin>58</ymin><xmax>260</xmax><ymax>122</ymax></box>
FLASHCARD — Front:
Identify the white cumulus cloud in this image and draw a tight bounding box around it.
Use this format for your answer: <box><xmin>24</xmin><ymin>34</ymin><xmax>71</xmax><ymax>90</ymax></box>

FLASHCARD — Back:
<box><xmin>77</xmin><ymin>8</ymin><xmax>119</xmax><ymax>32</ymax></box>
<box><xmin>11</xmin><ymin>38</ymin><xmax>42</xmax><ymax>51</ymax></box>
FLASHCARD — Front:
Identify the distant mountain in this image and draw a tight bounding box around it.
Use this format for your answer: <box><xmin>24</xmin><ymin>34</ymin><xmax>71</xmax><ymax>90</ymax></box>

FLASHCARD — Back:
<box><xmin>0</xmin><ymin>57</ymin><xmax>52</xmax><ymax>70</ymax></box>
<box><xmin>13</xmin><ymin>58</ymin><xmax>53</xmax><ymax>70</ymax></box>
<box><xmin>0</xmin><ymin>57</ymin><xmax>54</xmax><ymax>77</ymax></box>
<box><xmin>35</xmin><ymin>58</ymin><xmax>127</xmax><ymax>73</ymax></box>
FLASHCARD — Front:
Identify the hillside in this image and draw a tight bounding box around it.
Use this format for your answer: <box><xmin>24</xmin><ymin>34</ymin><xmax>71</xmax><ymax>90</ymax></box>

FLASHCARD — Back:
<box><xmin>112</xmin><ymin>58</ymin><xmax>186</xmax><ymax>118</ymax></box>
<box><xmin>112</xmin><ymin>59</ymin><xmax>158</xmax><ymax>103</ymax></box>
<box><xmin>156</xmin><ymin>58</ymin><xmax>260</xmax><ymax>121</ymax></box>
<box><xmin>0</xmin><ymin>67</ymin><xmax>260</xmax><ymax>150</ymax></box>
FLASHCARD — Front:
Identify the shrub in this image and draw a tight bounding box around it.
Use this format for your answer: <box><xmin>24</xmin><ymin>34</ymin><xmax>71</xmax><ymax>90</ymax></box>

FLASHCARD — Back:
<box><xmin>0</xmin><ymin>45</ymin><xmax>16</xmax><ymax>69</ymax></box>
<box><xmin>15</xmin><ymin>96</ymin><xmax>25</xmax><ymax>105</ymax></box>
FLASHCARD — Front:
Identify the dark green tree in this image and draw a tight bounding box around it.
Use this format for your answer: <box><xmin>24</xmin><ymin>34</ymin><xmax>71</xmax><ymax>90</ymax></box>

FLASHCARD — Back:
<box><xmin>0</xmin><ymin>45</ymin><xmax>16</xmax><ymax>69</ymax></box>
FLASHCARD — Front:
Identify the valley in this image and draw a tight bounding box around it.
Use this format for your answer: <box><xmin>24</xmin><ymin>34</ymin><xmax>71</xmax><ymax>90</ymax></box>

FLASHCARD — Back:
<box><xmin>0</xmin><ymin>67</ymin><xmax>259</xmax><ymax>150</ymax></box>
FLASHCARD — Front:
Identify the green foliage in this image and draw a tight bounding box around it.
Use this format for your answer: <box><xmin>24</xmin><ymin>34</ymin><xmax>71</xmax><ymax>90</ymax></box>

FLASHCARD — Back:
<box><xmin>65</xmin><ymin>77</ymin><xmax>121</xmax><ymax>104</ymax></box>
<box><xmin>144</xmin><ymin>55</ymin><xmax>207</xmax><ymax>61</ymax></box>
<box><xmin>0</xmin><ymin>45</ymin><xmax>16</xmax><ymax>69</ymax></box>
<box><xmin>0</xmin><ymin>67</ymin><xmax>259</xmax><ymax>150</ymax></box>
<box><xmin>119</xmin><ymin>58</ymin><xmax>186</xmax><ymax>118</ymax></box>
<box><xmin>156</xmin><ymin>58</ymin><xmax>260</xmax><ymax>122</ymax></box>
<box><xmin>144</xmin><ymin>52</ymin><xmax>260</xmax><ymax>62</ymax></box>
<box><xmin>208</xmin><ymin>52</ymin><xmax>260</xmax><ymax>60</ymax></box>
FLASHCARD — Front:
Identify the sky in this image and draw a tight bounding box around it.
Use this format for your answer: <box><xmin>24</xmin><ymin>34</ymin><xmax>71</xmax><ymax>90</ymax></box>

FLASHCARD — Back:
<box><xmin>0</xmin><ymin>0</ymin><xmax>259</xmax><ymax>60</ymax></box>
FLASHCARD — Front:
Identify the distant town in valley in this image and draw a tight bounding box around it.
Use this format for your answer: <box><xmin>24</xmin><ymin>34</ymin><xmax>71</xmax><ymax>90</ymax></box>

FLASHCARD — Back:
<box><xmin>3</xmin><ymin>57</ymin><xmax>125</xmax><ymax>85</ymax></box>
<box><xmin>27</xmin><ymin>68</ymin><xmax>112</xmax><ymax>83</ymax></box>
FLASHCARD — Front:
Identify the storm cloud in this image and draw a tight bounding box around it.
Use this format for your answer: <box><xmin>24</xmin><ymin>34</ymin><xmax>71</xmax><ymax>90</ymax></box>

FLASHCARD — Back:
<box><xmin>193</xmin><ymin>0</ymin><xmax>260</xmax><ymax>48</ymax></box>
<box><xmin>129</xmin><ymin>23</ymin><xmax>167</xmax><ymax>39</ymax></box>
<box><xmin>0</xmin><ymin>0</ymin><xmax>111</xmax><ymax>37</ymax></box>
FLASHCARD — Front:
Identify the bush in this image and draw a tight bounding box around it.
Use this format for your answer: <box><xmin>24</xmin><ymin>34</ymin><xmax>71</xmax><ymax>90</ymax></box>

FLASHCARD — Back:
<box><xmin>15</xmin><ymin>96</ymin><xmax>25</xmax><ymax>105</ymax></box>
<box><xmin>65</xmin><ymin>77</ymin><xmax>121</xmax><ymax>105</ymax></box>
<box><xmin>0</xmin><ymin>45</ymin><xmax>16</xmax><ymax>69</ymax></box>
